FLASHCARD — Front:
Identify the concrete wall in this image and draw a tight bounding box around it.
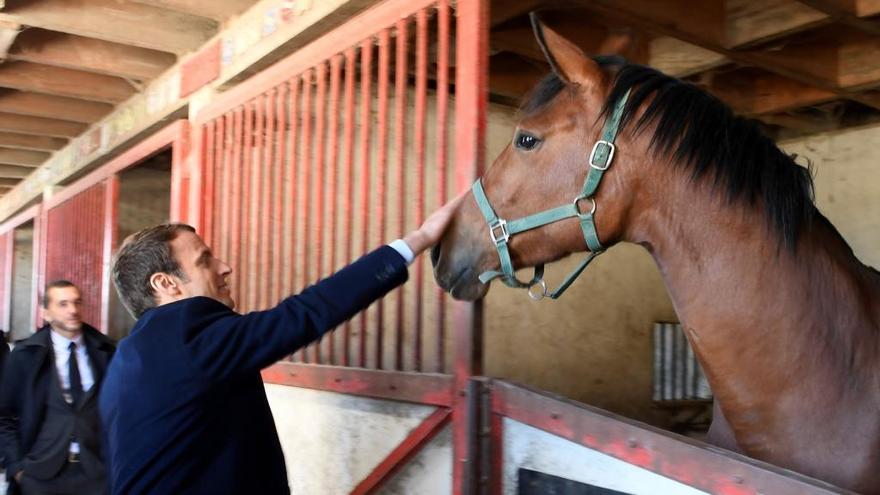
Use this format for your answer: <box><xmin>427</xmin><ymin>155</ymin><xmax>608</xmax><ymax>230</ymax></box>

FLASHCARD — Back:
<box><xmin>264</xmin><ymin>384</ymin><xmax>450</xmax><ymax>494</ymax></box>
<box><xmin>780</xmin><ymin>123</ymin><xmax>880</xmax><ymax>268</ymax></box>
<box><xmin>108</xmin><ymin>154</ymin><xmax>171</xmax><ymax>339</ymax></box>
<box><xmin>10</xmin><ymin>223</ymin><xmax>34</xmax><ymax>340</ymax></box>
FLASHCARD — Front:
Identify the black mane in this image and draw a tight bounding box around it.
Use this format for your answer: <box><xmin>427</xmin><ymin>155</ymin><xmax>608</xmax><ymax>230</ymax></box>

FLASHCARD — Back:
<box><xmin>522</xmin><ymin>61</ymin><xmax>816</xmax><ymax>249</ymax></box>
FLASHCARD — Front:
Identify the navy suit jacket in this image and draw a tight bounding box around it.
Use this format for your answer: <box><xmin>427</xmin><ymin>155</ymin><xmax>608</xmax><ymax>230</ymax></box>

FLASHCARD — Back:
<box><xmin>99</xmin><ymin>246</ymin><xmax>408</xmax><ymax>495</ymax></box>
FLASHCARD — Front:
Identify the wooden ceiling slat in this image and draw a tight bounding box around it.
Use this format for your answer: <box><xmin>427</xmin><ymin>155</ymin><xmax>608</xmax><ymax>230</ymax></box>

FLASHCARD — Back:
<box><xmin>0</xmin><ymin>91</ymin><xmax>113</xmax><ymax>123</ymax></box>
<box><xmin>0</xmin><ymin>113</ymin><xmax>86</xmax><ymax>138</ymax></box>
<box><xmin>0</xmin><ymin>61</ymin><xmax>135</xmax><ymax>103</ymax></box>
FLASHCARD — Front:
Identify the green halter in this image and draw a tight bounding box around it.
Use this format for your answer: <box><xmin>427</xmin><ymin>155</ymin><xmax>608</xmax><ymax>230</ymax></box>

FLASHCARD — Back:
<box><xmin>471</xmin><ymin>89</ymin><xmax>630</xmax><ymax>300</ymax></box>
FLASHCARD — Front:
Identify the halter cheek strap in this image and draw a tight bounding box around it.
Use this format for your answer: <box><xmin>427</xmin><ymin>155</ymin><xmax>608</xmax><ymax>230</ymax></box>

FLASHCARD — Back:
<box><xmin>472</xmin><ymin>89</ymin><xmax>630</xmax><ymax>300</ymax></box>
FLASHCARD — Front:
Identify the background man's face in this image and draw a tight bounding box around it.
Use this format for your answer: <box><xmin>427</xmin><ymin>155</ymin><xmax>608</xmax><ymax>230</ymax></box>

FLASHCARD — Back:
<box><xmin>45</xmin><ymin>286</ymin><xmax>83</xmax><ymax>333</ymax></box>
<box><xmin>169</xmin><ymin>231</ymin><xmax>235</xmax><ymax>309</ymax></box>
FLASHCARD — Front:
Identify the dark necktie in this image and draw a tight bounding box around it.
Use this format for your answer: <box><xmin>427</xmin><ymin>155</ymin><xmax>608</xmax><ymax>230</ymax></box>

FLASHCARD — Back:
<box><xmin>68</xmin><ymin>342</ymin><xmax>83</xmax><ymax>405</ymax></box>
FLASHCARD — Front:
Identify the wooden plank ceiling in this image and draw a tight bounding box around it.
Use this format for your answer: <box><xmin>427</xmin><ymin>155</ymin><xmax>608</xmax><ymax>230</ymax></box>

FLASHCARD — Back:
<box><xmin>0</xmin><ymin>0</ymin><xmax>255</xmax><ymax>195</ymax></box>
<box><xmin>489</xmin><ymin>0</ymin><xmax>880</xmax><ymax>140</ymax></box>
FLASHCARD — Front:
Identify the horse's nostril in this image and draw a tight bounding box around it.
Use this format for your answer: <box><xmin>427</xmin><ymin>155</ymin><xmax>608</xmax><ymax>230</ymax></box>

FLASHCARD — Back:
<box><xmin>430</xmin><ymin>244</ymin><xmax>441</xmax><ymax>267</ymax></box>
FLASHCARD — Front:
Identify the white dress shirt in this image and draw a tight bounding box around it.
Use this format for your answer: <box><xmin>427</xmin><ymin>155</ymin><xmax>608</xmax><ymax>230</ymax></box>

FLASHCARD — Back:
<box><xmin>388</xmin><ymin>239</ymin><xmax>415</xmax><ymax>265</ymax></box>
<box><xmin>50</xmin><ymin>330</ymin><xmax>94</xmax><ymax>455</ymax></box>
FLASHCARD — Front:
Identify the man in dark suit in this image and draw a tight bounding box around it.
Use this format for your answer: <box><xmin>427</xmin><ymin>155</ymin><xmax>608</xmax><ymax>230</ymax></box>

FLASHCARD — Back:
<box><xmin>99</xmin><ymin>192</ymin><xmax>463</xmax><ymax>495</ymax></box>
<box><xmin>0</xmin><ymin>280</ymin><xmax>116</xmax><ymax>495</ymax></box>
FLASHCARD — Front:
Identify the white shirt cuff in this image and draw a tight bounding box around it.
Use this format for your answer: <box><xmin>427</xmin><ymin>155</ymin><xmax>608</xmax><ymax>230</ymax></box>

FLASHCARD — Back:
<box><xmin>388</xmin><ymin>239</ymin><xmax>415</xmax><ymax>265</ymax></box>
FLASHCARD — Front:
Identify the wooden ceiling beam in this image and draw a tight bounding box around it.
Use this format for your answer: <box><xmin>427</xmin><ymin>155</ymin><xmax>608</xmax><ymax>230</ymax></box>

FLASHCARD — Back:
<box><xmin>723</xmin><ymin>0</ymin><xmax>830</xmax><ymax>48</ymax></box>
<box><xmin>127</xmin><ymin>0</ymin><xmax>254</xmax><ymax>21</ymax></box>
<box><xmin>797</xmin><ymin>0</ymin><xmax>880</xmax><ymax>36</ymax></box>
<box><xmin>0</xmin><ymin>113</ymin><xmax>86</xmax><ymax>137</ymax></box>
<box><xmin>0</xmin><ymin>61</ymin><xmax>135</xmax><ymax>103</ymax></box>
<box><xmin>0</xmin><ymin>19</ymin><xmax>21</xmax><ymax>58</ymax></box>
<box><xmin>0</xmin><ymin>177</ymin><xmax>21</xmax><ymax>186</ymax></box>
<box><xmin>0</xmin><ymin>148</ymin><xmax>48</xmax><ymax>167</ymax></box>
<box><xmin>0</xmin><ymin>164</ymin><xmax>33</xmax><ymax>178</ymax></box>
<box><xmin>706</xmin><ymin>70</ymin><xmax>839</xmax><ymax>115</ymax></box>
<box><xmin>0</xmin><ymin>131</ymin><xmax>65</xmax><ymax>151</ymax></box>
<box><xmin>649</xmin><ymin>37</ymin><xmax>729</xmax><ymax>77</ymax></box>
<box><xmin>0</xmin><ymin>90</ymin><xmax>112</xmax><ymax>123</ymax></box>
<box><xmin>8</xmin><ymin>29</ymin><xmax>176</xmax><ymax>81</ymax></box>
<box><xmin>0</xmin><ymin>0</ymin><xmax>217</xmax><ymax>54</ymax></box>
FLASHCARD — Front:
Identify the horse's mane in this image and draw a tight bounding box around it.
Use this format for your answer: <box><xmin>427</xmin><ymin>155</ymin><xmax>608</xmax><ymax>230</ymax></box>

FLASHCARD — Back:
<box><xmin>523</xmin><ymin>59</ymin><xmax>817</xmax><ymax>250</ymax></box>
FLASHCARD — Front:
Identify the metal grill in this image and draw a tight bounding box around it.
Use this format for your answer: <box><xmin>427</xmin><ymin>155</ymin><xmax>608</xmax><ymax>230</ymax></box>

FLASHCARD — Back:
<box><xmin>197</xmin><ymin>0</ymin><xmax>458</xmax><ymax>373</ymax></box>
<box><xmin>44</xmin><ymin>183</ymin><xmax>109</xmax><ymax>331</ymax></box>
<box><xmin>653</xmin><ymin>322</ymin><xmax>712</xmax><ymax>401</ymax></box>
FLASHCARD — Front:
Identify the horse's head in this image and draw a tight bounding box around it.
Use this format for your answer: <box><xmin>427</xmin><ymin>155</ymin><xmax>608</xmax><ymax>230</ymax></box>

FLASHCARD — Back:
<box><xmin>432</xmin><ymin>17</ymin><xmax>646</xmax><ymax>300</ymax></box>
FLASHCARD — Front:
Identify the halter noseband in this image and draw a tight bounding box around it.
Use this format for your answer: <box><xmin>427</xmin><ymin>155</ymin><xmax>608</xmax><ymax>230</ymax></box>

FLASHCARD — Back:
<box><xmin>471</xmin><ymin>89</ymin><xmax>630</xmax><ymax>300</ymax></box>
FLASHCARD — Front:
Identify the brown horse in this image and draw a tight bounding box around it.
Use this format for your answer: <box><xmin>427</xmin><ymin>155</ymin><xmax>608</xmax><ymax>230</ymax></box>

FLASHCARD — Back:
<box><xmin>431</xmin><ymin>19</ymin><xmax>880</xmax><ymax>493</ymax></box>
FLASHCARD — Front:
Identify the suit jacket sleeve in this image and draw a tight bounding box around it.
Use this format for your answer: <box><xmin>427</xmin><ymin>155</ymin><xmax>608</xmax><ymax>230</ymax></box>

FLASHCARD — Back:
<box><xmin>0</xmin><ymin>350</ymin><xmax>24</xmax><ymax>478</ymax></box>
<box><xmin>186</xmin><ymin>245</ymin><xmax>408</xmax><ymax>383</ymax></box>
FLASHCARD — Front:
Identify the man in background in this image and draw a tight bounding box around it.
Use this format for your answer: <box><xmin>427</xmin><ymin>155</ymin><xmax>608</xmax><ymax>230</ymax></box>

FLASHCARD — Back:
<box><xmin>0</xmin><ymin>281</ymin><xmax>115</xmax><ymax>495</ymax></box>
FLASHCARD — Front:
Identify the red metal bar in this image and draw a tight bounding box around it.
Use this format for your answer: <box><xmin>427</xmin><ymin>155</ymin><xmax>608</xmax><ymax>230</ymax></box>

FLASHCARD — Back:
<box><xmin>453</xmin><ymin>0</ymin><xmax>489</xmax><ymax>492</ymax></box>
<box><xmin>100</xmin><ymin>176</ymin><xmax>119</xmax><ymax>334</ymax></box>
<box><xmin>375</xmin><ymin>28</ymin><xmax>391</xmax><ymax>370</ymax></box>
<box><xmin>230</xmin><ymin>108</ymin><xmax>244</xmax><ymax>306</ymax></box>
<box><xmin>1</xmin><ymin>232</ymin><xmax>12</xmax><ymax>332</ymax></box>
<box><xmin>252</xmin><ymin>97</ymin><xmax>266</xmax><ymax>311</ymax></box>
<box><xmin>220</xmin><ymin>113</ymin><xmax>233</xmax><ymax>264</ymax></box>
<box><xmin>490</xmin><ymin>411</ymin><xmax>503</xmax><ymax>495</ymax></box>
<box><xmin>435</xmin><ymin>0</ymin><xmax>450</xmax><ymax>374</ymax></box>
<box><xmin>351</xmin><ymin>408</ymin><xmax>452</xmax><ymax>495</ymax></box>
<box><xmin>341</xmin><ymin>49</ymin><xmax>356</xmax><ymax>367</ymax></box>
<box><xmin>413</xmin><ymin>8</ymin><xmax>429</xmax><ymax>372</ymax></box>
<box><xmin>272</xmin><ymin>84</ymin><xmax>287</xmax><ymax>305</ymax></box>
<box><xmin>242</xmin><ymin>102</ymin><xmax>255</xmax><ymax>312</ymax></box>
<box><xmin>34</xmin><ymin>205</ymin><xmax>46</xmax><ymax>331</ymax></box>
<box><xmin>261</xmin><ymin>362</ymin><xmax>454</xmax><ymax>405</ymax></box>
<box><xmin>325</xmin><ymin>56</ymin><xmax>342</xmax><ymax>365</ymax></box>
<box><xmin>358</xmin><ymin>39</ymin><xmax>373</xmax><ymax>369</ymax></box>
<box><xmin>312</xmin><ymin>63</ymin><xmax>327</xmax><ymax>364</ymax></box>
<box><xmin>285</xmin><ymin>78</ymin><xmax>299</xmax><ymax>298</ymax></box>
<box><xmin>299</xmin><ymin>71</ymin><xmax>312</xmax><ymax>363</ymax></box>
<box><xmin>492</xmin><ymin>380</ymin><xmax>840</xmax><ymax>495</ymax></box>
<box><xmin>260</xmin><ymin>91</ymin><xmax>275</xmax><ymax>309</ymax></box>
<box><xmin>394</xmin><ymin>17</ymin><xmax>408</xmax><ymax>372</ymax></box>
<box><xmin>203</xmin><ymin>121</ymin><xmax>216</xmax><ymax>248</ymax></box>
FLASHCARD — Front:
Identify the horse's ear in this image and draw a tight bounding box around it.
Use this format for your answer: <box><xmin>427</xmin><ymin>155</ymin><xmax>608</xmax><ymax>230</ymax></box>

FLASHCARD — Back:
<box><xmin>530</xmin><ymin>12</ymin><xmax>603</xmax><ymax>88</ymax></box>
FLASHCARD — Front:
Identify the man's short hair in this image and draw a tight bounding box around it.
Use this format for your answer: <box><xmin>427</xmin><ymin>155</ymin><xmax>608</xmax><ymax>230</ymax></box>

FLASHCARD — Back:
<box><xmin>112</xmin><ymin>223</ymin><xmax>195</xmax><ymax>319</ymax></box>
<box><xmin>43</xmin><ymin>280</ymin><xmax>78</xmax><ymax>308</ymax></box>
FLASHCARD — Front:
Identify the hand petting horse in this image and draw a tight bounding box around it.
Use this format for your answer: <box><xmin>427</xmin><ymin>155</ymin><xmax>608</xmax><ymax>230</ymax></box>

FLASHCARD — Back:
<box><xmin>431</xmin><ymin>14</ymin><xmax>880</xmax><ymax>494</ymax></box>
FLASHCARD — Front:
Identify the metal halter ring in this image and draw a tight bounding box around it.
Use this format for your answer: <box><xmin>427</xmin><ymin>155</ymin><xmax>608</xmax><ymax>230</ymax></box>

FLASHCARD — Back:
<box><xmin>527</xmin><ymin>279</ymin><xmax>548</xmax><ymax>301</ymax></box>
<box><xmin>573</xmin><ymin>196</ymin><xmax>597</xmax><ymax>216</ymax></box>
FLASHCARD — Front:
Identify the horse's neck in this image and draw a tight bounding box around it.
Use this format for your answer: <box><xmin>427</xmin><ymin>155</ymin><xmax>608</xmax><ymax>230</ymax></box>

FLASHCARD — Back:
<box><xmin>631</xmin><ymin>183</ymin><xmax>880</xmax><ymax>419</ymax></box>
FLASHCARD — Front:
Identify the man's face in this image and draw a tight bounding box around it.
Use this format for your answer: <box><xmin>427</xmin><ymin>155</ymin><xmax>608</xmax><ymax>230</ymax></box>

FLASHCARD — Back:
<box><xmin>44</xmin><ymin>286</ymin><xmax>83</xmax><ymax>333</ymax></box>
<box><xmin>168</xmin><ymin>231</ymin><xmax>234</xmax><ymax>309</ymax></box>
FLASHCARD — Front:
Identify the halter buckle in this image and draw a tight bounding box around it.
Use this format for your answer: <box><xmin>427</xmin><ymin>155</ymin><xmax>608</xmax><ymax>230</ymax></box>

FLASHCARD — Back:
<box><xmin>489</xmin><ymin>218</ymin><xmax>510</xmax><ymax>245</ymax></box>
<box><xmin>589</xmin><ymin>140</ymin><xmax>616</xmax><ymax>171</ymax></box>
<box><xmin>573</xmin><ymin>196</ymin><xmax>597</xmax><ymax>216</ymax></box>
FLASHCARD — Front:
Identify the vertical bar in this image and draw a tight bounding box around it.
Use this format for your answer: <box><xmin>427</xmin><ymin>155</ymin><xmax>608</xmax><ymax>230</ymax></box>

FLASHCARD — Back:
<box><xmin>251</xmin><ymin>98</ymin><xmax>265</xmax><ymax>312</ymax></box>
<box><xmin>394</xmin><ymin>18</ymin><xmax>408</xmax><ymax>371</ymax></box>
<box><xmin>312</xmin><ymin>63</ymin><xmax>327</xmax><ymax>365</ymax></box>
<box><xmin>435</xmin><ymin>0</ymin><xmax>450</xmax><ymax>373</ymax></box>
<box><xmin>299</xmin><ymin>70</ymin><xmax>312</xmax><ymax>363</ymax></box>
<box><xmin>272</xmin><ymin>84</ymin><xmax>287</xmax><ymax>304</ymax></box>
<box><xmin>374</xmin><ymin>28</ymin><xmax>390</xmax><ymax>370</ymax></box>
<box><xmin>358</xmin><ymin>38</ymin><xmax>373</xmax><ymax>368</ymax></box>
<box><xmin>260</xmin><ymin>91</ymin><xmax>275</xmax><ymax>310</ymax></box>
<box><xmin>341</xmin><ymin>49</ymin><xmax>356</xmax><ymax>367</ymax></box>
<box><xmin>212</xmin><ymin>119</ymin><xmax>225</xmax><ymax>251</ymax></box>
<box><xmin>202</xmin><ymin>122</ymin><xmax>216</xmax><ymax>247</ymax></box>
<box><xmin>101</xmin><ymin>176</ymin><xmax>119</xmax><ymax>335</ymax></box>
<box><xmin>453</xmin><ymin>0</ymin><xmax>488</xmax><ymax>493</ymax></box>
<box><xmin>413</xmin><ymin>8</ymin><xmax>429</xmax><ymax>372</ymax></box>
<box><xmin>285</xmin><ymin>78</ymin><xmax>299</xmax><ymax>297</ymax></box>
<box><xmin>2</xmin><ymin>232</ymin><xmax>13</xmax><ymax>333</ymax></box>
<box><xmin>229</xmin><ymin>109</ymin><xmax>244</xmax><ymax>307</ymax></box>
<box><xmin>326</xmin><ymin>55</ymin><xmax>342</xmax><ymax>365</ymax></box>
<box><xmin>242</xmin><ymin>102</ymin><xmax>255</xmax><ymax>312</ymax></box>
<box><xmin>221</xmin><ymin>113</ymin><xmax>234</xmax><ymax>264</ymax></box>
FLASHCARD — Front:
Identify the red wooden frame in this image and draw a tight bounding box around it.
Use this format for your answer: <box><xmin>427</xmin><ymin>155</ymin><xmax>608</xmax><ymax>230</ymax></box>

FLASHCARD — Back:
<box><xmin>0</xmin><ymin>203</ymin><xmax>41</xmax><ymax>332</ymax></box>
<box><xmin>39</xmin><ymin>120</ymin><xmax>190</xmax><ymax>335</ymax></box>
<box><xmin>490</xmin><ymin>380</ymin><xmax>844</xmax><ymax>495</ymax></box>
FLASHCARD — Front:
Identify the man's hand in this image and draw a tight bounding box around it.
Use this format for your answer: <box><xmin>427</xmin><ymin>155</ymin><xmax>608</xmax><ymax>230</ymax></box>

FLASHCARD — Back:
<box><xmin>14</xmin><ymin>470</ymin><xmax>22</xmax><ymax>483</ymax></box>
<box><xmin>403</xmin><ymin>190</ymin><xmax>468</xmax><ymax>256</ymax></box>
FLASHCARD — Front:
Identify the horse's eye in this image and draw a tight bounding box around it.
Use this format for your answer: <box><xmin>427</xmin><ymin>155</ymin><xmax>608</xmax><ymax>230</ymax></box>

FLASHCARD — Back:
<box><xmin>514</xmin><ymin>132</ymin><xmax>540</xmax><ymax>151</ymax></box>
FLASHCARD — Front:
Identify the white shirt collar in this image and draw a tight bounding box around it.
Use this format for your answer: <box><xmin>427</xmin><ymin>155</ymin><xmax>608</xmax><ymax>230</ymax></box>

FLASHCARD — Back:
<box><xmin>49</xmin><ymin>329</ymin><xmax>84</xmax><ymax>352</ymax></box>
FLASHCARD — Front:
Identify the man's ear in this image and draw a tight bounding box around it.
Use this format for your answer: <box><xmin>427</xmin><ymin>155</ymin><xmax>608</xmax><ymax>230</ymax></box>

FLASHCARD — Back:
<box><xmin>149</xmin><ymin>273</ymin><xmax>181</xmax><ymax>298</ymax></box>
<box><xmin>531</xmin><ymin>12</ymin><xmax>604</xmax><ymax>89</ymax></box>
